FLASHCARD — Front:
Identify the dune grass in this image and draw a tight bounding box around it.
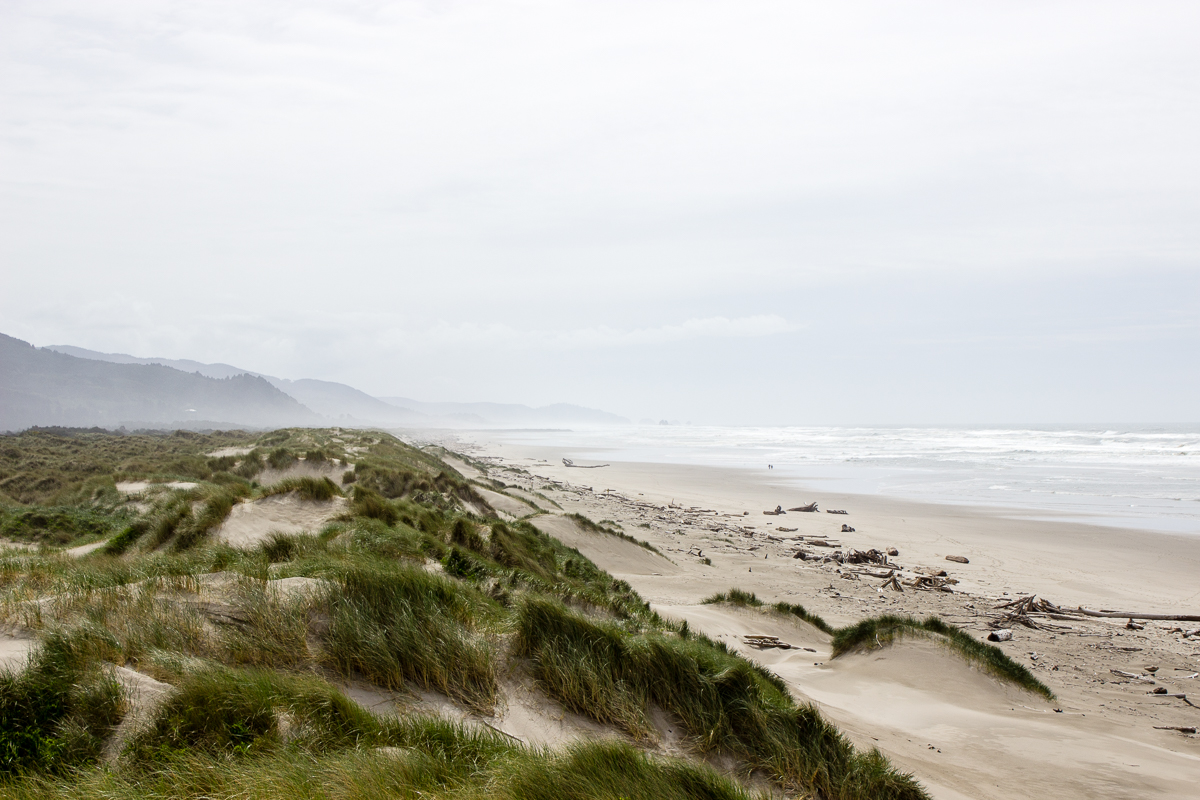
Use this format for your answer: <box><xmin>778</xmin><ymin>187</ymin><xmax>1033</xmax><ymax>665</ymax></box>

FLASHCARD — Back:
<box><xmin>321</xmin><ymin>564</ymin><xmax>499</xmax><ymax>711</ymax></box>
<box><xmin>126</xmin><ymin>665</ymin><xmax>378</xmax><ymax>761</ymax></box>
<box><xmin>515</xmin><ymin>598</ymin><xmax>925</xmax><ymax>800</ymax></box>
<box><xmin>831</xmin><ymin>614</ymin><xmax>1054</xmax><ymax>700</ymax></box>
<box><xmin>0</xmin><ymin>723</ymin><xmax>762</xmax><ymax>800</ymax></box>
<box><xmin>702</xmin><ymin>588</ymin><xmax>834</xmax><ymax>634</ymax></box>
<box><xmin>0</xmin><ymin>628</ymin><xmax>124</xmax><ymax>776</ymax></box>
<box><xmin>260</xmin><ymin>476</ymin><xmax>342</xmax><ymax>502</ymax></box>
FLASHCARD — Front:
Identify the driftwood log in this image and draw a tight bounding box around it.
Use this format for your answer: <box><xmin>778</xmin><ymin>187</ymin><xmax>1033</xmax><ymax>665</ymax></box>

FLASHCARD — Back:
<box><xmin>945</xmin><ymin>555</ymin><xmax>969</xmax><ymax>564</ymax></box>
<box><xmin>988</xmin><ymin>629</ymin><xmax>1013</xmax><ymax>642</ymax></box>
<box><xmin>1076</xmin><ymin>608</ymin><xmax>1200</xmax><ymax>622</ymax></box>
<box><xmin>789</xmin><ymin>503</ymin><xmax>818</xmax><ymax>512</ymax></box>
<box><xmin>744</xmin><ymin>635</ymin><xmax>793</xmax><ymax>650</ymax></box>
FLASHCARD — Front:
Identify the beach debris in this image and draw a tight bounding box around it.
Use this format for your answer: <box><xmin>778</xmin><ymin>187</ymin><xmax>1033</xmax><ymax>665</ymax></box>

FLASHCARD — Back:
<box><xmin>907</xmin><ymin>575</ymin><xmax>958</xmax><ymax>592</ymax></box>
<box><xmin>562</xmin><ymin>458</ymin><xmax>609</xmax><ymax>469</ymax></box>
<box><xmin>807</xmin><ymin>540</ymin><xmax>837</xmax><ymax>548</ymax></box>
<box><xmin>989</xmin><ymin>595</ymin><xmax>1080</xmax><ymax>629</ymax></box>
<box><xmin>789</xmin><ymin>503</ymin><xmax>819</xmax><ymax>512</ymax></box>
<box><xmin>988</xmin><ymin>629</ymin><xmax>1013</xmax><ymax>642</ymax></box>
<box><xmin>916</xmin><ymin>567</ymin><xmax>948</xmax><ymax>577</ymax></box>
<box><xmin>744</xmin><ymin>635</ymin><xmax>793</xmax><ymax>650</ymax></box>
<box><xmin>886</xmin><ymin>547</ymin><xmax>899</xmax><ymax>556</ymax></box>
<box><xmin>1146</xmin><ymin>690</ymin><xmax>1198</xmax><ymax>706</ymax></box>
<box><xmin>945</xmin><ymin>555</ymin><xmax>970</xmax><ymax>564</ymax></box>
<box><xmin>777</xmin><ymin>527</ymin><xmax>797</xmax><ymax>532</ymax></box>
<box><xmin>763</xmin><ymin>506</ymin><xmax>786</xmax><ymax>516</ymax></box>
<box><xmin>826</xmin><ymin>509</ymin><xmax>848</xmax><ymax>515</ymax></box>
<box><xmin>1125</xmin><ymin>619</ymin><xmax>1145</xmax><ymax>630</ymax></box>
<box><xmin>1075</xmin><ymin>608</ymin><xmax>1200</xmax><ymax>623</ymax></box>
<box><xmin>1110</xmin><ymin>669</ymin><xmax>1156</xmax><ymax>683</ymax></box>
<box><xmin>880</xmin><ymin>575</ymin><xmax>904</xmax><ymax>592</ymax></box>
<box><xmin>840</xmin><ymin>524</ymin><xmax>855</xmax><ymax>533</ymax></box>
<box><xmin>835</xmin><ymin>548</ymin><xmax>890</xmax><ymax>566</ymax></box>
<box><xmin>1154</xmin><ymin>726</ymin><xmax>1198</xmax><ymax>734</ymax></box>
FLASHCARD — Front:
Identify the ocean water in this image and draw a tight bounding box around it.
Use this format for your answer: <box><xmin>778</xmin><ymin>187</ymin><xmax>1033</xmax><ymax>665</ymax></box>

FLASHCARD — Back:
<box><xmin>484</xmin><ymin>425</ymin><xmax>1200</xmax><ymax>535</ymax></box>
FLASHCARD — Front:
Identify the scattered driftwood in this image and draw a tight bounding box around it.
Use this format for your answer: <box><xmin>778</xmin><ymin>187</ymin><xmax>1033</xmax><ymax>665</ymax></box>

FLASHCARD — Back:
<box><xmin>990</xmin><ymin>595</ymin><xmax>1080</xmax><ymax>630</ymax></box>
<box><xmin>561</xmin><ymin>458</ymin><xmax>608</xmax><ymax>468</ymax></box>
<box><xmin>826</xmin><ymin>509</ymin><xmax>848</xmax><ymax>515</ymax></box>
<box><xmin>1076</xmin><ymin>608</ymin><xmax>1200</xmax><ymax>623</ymax></box>
<box><xmin>777</xmin><ymin>527</ymin><xmax>797</xmax><ymax>532</ymax></box>
<box><xmin>1155</xmin><ymin>726</ymin><xmax>1198</xmax><ymax>734</ymax></box>
<box><xmin>807</xmin><ymin>540</ymin><xmax>837</xmax><ymax>548</ymax></box>
<box><xmin>945</xmin><ymin>555</ymin><xmax>969</xmax><ymax>564</ymax></box>
<box><xmin>1169</xmin><ymin>628</ymin><xmax>1200</xmax><ymax>638</ymax></box>
<box><xmin>789</xmin><ymin>503</ymin><xmax>818</xmax><ymax>512</ymax></box>
<box><xmin>1110</xmin><ymin>669</ymin><xmax>1155</xmax><ymax>683</ymax></box>
<box><xmin>744</xmin><ymin>635</ymin><xmax>793</xmax><ymax>650</ymax></box>
<box><xmin>837</xmin><ymin>548</ymin><xmax>890</xmax><ymax>566</ymax></box>
<box><xmin>916</xmin><ymin>567</ymin><xmax>948</xmax><ymax>577</ymax></box>
<box><xmin>1147</xmin><ymin>689</ymin><xmax>1199</xmax><ymax>707</ymax></box>
<box><xmin>840</xmin><ymin>524</ymin><xmax>855</xmax><ymax>533</ymax></box>
<box><xmin>880</xmin><ymin>575</ymin><xmax>903</xmax><ymax>592</ymax></box>
<box><xmin>763</xmin><ymin>506</ymin><xmax>786</xmax><ymax>516</ymax></box>
<box><xmin>850</xmin><ymin>569</ymin><xmax>898</xmax><ymax>579</ymax></box>
<box><xmin>907</xmin><ymin>575</ymin><xmax>958</xmax><ymax>591</ymax></box>
<box><xmin>1126</xmin><ymin>619</ymin><xmax>1145</xmax><ymax>630</ymax></box>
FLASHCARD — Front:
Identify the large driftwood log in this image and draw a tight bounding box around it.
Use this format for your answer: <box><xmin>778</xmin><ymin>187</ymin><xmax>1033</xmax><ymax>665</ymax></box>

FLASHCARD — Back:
<box><xmin>1078</xmin><ymin>608</ymin><xmax>1200</xmax><ymax>622</ymax></box>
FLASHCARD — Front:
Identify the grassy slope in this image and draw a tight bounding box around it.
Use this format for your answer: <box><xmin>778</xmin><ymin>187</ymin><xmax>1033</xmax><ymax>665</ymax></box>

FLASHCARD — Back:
<box><xmin>0</xmin><ymin>427</ymin><xmax>928</xmax><ymax>799</ymax></box>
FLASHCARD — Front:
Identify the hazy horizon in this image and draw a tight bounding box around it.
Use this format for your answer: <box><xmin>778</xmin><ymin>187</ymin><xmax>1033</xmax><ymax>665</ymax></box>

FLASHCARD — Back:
<box><xmin>3</xmin><ymin>2</ymin><xmax>1198</xmax><ymax>425</ymax></box>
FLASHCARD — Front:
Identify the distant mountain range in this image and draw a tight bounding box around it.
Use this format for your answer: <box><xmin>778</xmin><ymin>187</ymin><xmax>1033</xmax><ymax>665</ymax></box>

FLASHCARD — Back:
<box><xmin>1</xmin><ymin>334</ymin><xmax>318</xmax><ymax>431</ymax></box>
<box><xmin>0</xmin><ymin>337</ymin><xmax>627</xmax><ymax>432</ymax></box>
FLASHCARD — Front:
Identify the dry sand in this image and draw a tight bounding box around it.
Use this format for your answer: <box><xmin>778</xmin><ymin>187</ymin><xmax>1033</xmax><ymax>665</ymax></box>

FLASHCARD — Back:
<box><xmin>215</xmin><ymin>495</ymin><xmax>348</xmax><ymax>548</ymax></box>
<box><xmin>451</xmin><ymin>437</ymin><xmax>1200</xmax><ymax>800</ymax></box>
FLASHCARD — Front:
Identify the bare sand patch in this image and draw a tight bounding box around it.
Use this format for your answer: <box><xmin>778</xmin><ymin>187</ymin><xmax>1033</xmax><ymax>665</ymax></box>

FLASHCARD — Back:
<box><xmin>61</xmin><ymin>539</ymin><xmax>110</xmax><ymax>558</ymax></box>
<box><xmin>256</xmin><ymin>458</ymin><xmax>353</xmax><ymax>488</ymax></box>
<box><xmin>102</xmin><ymin>665</ymin><xmax>175</xmax><ymax>763</ymax></box>
<box><xmin>531</xmin><ymin>514</ymin><xmax>679</xmax><ymax>577</ymax></box>
<box><xmin>206</xmin><ymin>447</ymin><xmax>253</xmax><ymax>458</ymax></box>
<box><xmin>0</xmin><ymin>628</ymin><xmax>36</xmax><ymax>672</ymax></box>
<box><xmin>474</xmin><ymin>487</ymin><xmax>538</xmax><ymax>518</ymax></box>
<box><xmin>116</xmin><ymin>481</ymin><xmax>197</xmax><ymax>495</ymax></box>
<box><xmin>214</xmin><ymin>495</ymin><xmax>347</xmax><ymax>548</ymax></box>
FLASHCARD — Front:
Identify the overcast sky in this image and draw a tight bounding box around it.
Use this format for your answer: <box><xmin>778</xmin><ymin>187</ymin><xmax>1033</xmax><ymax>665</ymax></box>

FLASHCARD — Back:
<box><xmin>2</xmin><ymin>1</ymin><xmax>1198</xmax><ymax>424</ymax></box>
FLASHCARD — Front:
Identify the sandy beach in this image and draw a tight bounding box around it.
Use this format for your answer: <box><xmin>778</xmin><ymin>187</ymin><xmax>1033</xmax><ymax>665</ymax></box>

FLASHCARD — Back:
<box><xmin>441</xmin><ymin>432</ymin><xmax>1200</xmax><ymax>800</ymax></box>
